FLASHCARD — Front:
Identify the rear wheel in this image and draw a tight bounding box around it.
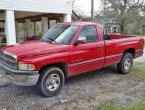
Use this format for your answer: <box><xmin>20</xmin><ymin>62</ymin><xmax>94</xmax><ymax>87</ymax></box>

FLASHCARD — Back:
<box><xmin>117</xmin><ymin>52</ymin><xmax>133</xmax><ymax>74</ymax></box>
<box><xmin>37</xmin><ymin>67</ymin><xmax>65</xmax><ymax>97</ymax></box>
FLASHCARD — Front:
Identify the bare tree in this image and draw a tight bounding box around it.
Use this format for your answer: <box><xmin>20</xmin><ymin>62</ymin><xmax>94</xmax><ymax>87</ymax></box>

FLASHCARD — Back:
<box><xmin>101</xmin><ymin>0</ymin><xmax>145</xmax><ymax>34</ymax></box>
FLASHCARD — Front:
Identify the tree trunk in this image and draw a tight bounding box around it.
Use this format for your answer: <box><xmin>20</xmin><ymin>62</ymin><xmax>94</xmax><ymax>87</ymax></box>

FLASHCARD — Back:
<box><xmin>120</xmin><ymin>25</ymin><xmax>124</xmax><ymax>34</ymax></box>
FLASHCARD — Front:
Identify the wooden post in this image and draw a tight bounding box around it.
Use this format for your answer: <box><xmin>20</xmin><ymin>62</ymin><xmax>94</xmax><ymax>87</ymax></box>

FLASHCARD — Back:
<box><xmin>34</xmin><ymin>22</ymin><xmax>36</xmax><ymax>36</ymax></box>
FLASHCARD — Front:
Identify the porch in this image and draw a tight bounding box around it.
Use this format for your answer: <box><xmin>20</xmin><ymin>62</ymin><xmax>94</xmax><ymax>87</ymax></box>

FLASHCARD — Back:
<box><xmin>0</xmin><ymin>10</ymin><xmax>71</xmax><ymax>47</ymax></box>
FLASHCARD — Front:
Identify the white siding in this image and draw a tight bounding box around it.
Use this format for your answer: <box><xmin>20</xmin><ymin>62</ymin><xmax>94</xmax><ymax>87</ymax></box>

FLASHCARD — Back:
<box><xmin>0</xmin><ymin>0</ymin><xmax>72</xmax><ymax>14</ymax></box>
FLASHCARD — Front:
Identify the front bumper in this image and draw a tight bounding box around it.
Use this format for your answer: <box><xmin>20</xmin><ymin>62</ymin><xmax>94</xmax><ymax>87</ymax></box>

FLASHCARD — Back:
<box><xmin>0</xmin><ymin>63</ymin><xmax>39</xmax><ymax>86</ymax></box>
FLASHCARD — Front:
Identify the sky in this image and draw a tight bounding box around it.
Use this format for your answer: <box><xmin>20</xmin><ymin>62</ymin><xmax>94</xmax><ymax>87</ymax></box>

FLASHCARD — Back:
<box><xmin>74</xmin><ymin>0</ymin><xmax>102</xmax><ymax>16</ymax></box>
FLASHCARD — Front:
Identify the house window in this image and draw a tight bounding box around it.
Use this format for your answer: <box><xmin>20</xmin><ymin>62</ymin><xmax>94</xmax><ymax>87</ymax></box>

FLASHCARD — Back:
<box><xmin>0</xmin><ymin>28</ymin><xmax>4</xmax><ymax>32</ymax></box>
<box><xmin>113</xmin><ymin>27</ymin><xmax>117</xmax><ymax>33</ymax></box>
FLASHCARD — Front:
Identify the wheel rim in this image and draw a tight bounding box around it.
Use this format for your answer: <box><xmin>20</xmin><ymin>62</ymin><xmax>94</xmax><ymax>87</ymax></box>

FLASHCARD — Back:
<box><xmin>46</xmin><ymin>73</ymin><xmax>60</xmax><ymax>92</ymax></box>
<box><xmin>124</xmin><ymin>57</ymin><xmax>132</xmax><ymax>70</ymax></box>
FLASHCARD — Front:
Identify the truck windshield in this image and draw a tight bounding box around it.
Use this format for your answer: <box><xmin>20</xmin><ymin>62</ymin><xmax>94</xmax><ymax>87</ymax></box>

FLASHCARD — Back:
<box><xmin>41</xmin><ymin>24</ymin><xmax>79</xmax><ymax>45</ymax></box>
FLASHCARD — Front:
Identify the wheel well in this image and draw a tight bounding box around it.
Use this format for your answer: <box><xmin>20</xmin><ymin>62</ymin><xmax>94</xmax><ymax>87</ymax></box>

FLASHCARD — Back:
<box><xmin>124</xmin><ymin>48</ymin><xmax>135</xmax><ymax>58</ymax></box>
<box><xmin>39</xmin><ymin>62</ymin><xmax>68</xmax><ymax>78</ymax></box>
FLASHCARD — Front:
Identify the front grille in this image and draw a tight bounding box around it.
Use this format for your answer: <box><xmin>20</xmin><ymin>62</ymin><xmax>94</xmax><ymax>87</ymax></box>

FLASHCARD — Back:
<box><xmin>0</xmin><ymin>50</ymin><xmax>17</xmax><ymax>69</ymax></box>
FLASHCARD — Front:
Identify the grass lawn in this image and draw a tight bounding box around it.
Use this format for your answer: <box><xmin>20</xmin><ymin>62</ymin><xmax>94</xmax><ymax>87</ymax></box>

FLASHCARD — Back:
<box><xmin>100</xmin><ymin>102</ymin><xmax>145</xmax><ymax>110</ymax></box>
<box><xmin>100</xmin><ymin>62</ymin><xmax>145</xmax><ymax>110</ymax></box>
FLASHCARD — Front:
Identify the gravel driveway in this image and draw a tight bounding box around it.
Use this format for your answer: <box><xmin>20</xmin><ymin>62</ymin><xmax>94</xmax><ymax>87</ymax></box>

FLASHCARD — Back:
<box><xmin>0</xmin><ymin>66</ymin><xmax>123</xmax><ymax>110</ymax></box>
<box><xmin>0</xmin><ymin>51</ymin><xmax>145</xmax><ymax>110</ymax></box>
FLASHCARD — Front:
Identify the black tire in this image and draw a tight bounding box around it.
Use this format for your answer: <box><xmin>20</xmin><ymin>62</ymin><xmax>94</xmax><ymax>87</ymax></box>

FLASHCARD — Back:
<box><xmin>117</xmin><ymin>52</ymin><xmax>133</xmax><ymax>74</ymax></box>
<box><xmin>37</xmin><ymin>67</ymin><xmax>65</xmax><ymax>97</ymax></box>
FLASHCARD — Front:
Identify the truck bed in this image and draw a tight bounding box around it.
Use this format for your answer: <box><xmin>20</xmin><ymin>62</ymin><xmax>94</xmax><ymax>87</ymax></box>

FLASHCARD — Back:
<box><xmin>103</xmin><ymin>34</ymin><xmax>135</xmax><ymax>41</ymax></box>
<box><xmin>103</xmin><ymin>34</ymin><xmax>144</xmax><ymax>67</ymax></box>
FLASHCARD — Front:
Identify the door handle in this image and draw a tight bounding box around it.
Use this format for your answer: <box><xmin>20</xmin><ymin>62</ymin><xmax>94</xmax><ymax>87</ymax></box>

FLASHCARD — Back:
<box><xmin>97</xmin><ymin>46</ymin><xmax>102</xmax><ymax>49</ymax></box>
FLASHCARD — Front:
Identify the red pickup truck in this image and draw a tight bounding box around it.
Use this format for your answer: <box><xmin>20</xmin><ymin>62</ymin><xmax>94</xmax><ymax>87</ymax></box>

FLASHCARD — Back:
<box><xmin>0</xmin><ymin>22</ymin><xmax>144</xmax><ymax>97</ymax></box>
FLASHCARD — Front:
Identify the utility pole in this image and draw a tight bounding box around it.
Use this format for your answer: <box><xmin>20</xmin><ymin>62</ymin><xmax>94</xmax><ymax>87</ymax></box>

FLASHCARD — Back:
<box><xmin>91</xmin><ymin>0</ymin><xmax>94</xmax><ymax>22</ymax></box>
<box><xmin>72</xmin><ymin>0</ymin><xmax>75</xmax><ymax>6</ymax></box>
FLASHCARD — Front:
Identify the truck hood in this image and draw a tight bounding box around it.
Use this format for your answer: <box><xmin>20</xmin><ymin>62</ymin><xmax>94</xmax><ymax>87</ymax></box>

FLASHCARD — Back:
<box><xmin>2</xmin><ymin>40</ymin><xmax>69</xmax><ymax>59</ymax></box>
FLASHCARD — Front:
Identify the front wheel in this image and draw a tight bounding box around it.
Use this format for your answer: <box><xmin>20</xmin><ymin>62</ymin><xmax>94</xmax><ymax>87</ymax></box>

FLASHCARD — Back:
<box><xmin>37</xmin><ymin>67</ymin><xmax>65</xmax><ymax>97</ymax></box>
<box><xmin>117</xmin><ymin>53</ymin><xmax>133</xmax><ymax>74</ymax></box>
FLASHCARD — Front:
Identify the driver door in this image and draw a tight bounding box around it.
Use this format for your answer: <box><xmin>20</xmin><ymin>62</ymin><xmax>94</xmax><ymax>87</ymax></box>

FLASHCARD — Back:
<box><xmin>69</xmin><ymin>25</ymin><xmax>105</xmax><ymax>76</ymax></box>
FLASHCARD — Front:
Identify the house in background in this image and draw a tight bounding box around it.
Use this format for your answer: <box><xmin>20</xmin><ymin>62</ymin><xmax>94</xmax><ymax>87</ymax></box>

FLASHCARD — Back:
<box><xmin>0</xmin><ymin>0</ymin><xmax>73</xmax><ymax>46</ymax></box>
<box><xmin>97</xmin><ymin>18</ymin><xmax>120</xmax><ymax>34</ymax></box>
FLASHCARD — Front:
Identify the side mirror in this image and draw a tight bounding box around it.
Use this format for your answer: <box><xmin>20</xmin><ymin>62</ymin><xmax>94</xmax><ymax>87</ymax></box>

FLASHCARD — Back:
<box><xmin>74</xmin><ymin>37</ymin><xmax>86</xmax><ymax>45</ymax></box>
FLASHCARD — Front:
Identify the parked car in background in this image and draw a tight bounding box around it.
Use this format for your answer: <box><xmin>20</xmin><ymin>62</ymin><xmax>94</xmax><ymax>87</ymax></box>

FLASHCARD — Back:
<box><xmin>0</xmin><ymin>22</ymin><xmax>144</xmax><ymax>97</ymax></box>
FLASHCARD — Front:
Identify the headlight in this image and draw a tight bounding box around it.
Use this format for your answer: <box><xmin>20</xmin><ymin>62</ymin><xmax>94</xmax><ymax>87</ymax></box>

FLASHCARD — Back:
<box><xmin>18</xmin><ymin>63</ymin><xmax>36</xmax><ymax>71</ymax></box>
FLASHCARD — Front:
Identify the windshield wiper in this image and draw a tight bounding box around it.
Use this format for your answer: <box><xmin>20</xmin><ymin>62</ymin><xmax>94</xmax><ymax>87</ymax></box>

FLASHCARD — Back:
<box><xmin>46</xmin><ymin>37</ymin><xmax>58</xmax><ymax>44</ymax></box>
<box><xmin>46</xmin><ymin>38</ymin><xmax>55</xmax><ymax>42</ymax></box>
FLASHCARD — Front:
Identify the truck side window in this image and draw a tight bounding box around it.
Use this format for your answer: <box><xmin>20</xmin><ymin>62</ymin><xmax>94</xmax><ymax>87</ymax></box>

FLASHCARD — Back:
<box><xmin>79</xmin><ymin>25</ymin><xmax>98</xmax><ymax>43</ymax></box>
